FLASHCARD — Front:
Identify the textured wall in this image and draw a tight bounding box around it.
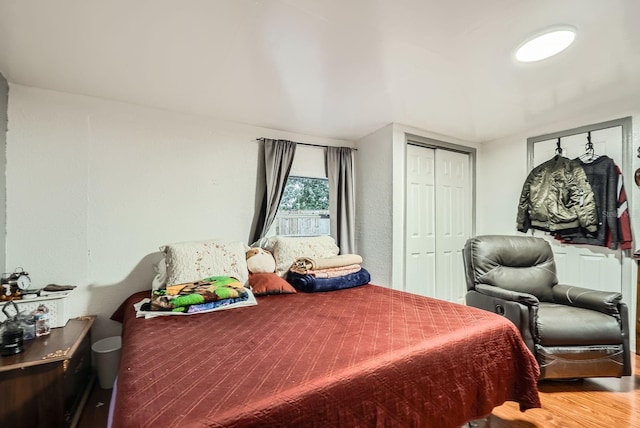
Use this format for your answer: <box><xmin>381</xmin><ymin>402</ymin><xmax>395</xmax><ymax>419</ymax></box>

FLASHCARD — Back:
<box><xmin>5</xmin><ymin>84</ymin><xmax>351</xmax><ymax>340</ymax></box>
<box><xmin>0</xmin><ymin>73</ymin><xmax>6</xmax><ymax>272</ymax></box>
<box><xmin>355</xmin><ymin>124</ymin><xmax>394</xmax><ymax>286</ymax></box>
<box><xmin>475</xmin><ymin>132</ymin><xmax>529</xmax><ymax>236</ymax></box>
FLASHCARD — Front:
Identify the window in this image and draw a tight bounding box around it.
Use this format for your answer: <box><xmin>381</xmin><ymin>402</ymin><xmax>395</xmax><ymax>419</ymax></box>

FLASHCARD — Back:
<box><xmin>268</xmin><ymin>176</ymin><xmax>330</xmax><ymax>236</ymax></box>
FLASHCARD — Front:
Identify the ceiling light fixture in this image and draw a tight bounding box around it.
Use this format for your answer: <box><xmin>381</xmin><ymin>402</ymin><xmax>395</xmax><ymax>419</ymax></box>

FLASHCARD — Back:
<box><xmin>514</xmin><ymin>27</ymin><xmax>576</xmax><ymax>63</ymax></box>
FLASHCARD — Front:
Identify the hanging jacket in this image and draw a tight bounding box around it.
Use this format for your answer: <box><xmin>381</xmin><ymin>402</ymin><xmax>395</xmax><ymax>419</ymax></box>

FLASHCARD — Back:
<box><xmin>554</xmin><ymin>156</ymin><xmax>618</xmax><ymax>247</ymax></box>
<box><xmin>517</xmin><ymin>155</ymin><xmax>598</xmax><ymax>233</ymax></box>
<box><xmin>608</xmin><ymin>164</ymin><xmax>633</xmax><ymax>250</ymax></box>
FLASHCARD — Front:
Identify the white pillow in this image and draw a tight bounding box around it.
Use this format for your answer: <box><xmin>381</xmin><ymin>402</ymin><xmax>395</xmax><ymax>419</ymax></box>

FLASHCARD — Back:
<box><xmin>271</xmin><ymin>235</ymin><xmax>340</xmax><ymax>277</ymax></box>
<box><xmin>161</xmin><ymin>239</ymin><xmax>249</xmax><ymax>286</ymax></box>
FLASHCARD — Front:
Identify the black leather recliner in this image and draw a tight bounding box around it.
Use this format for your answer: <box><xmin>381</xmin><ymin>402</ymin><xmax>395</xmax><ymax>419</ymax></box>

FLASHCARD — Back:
<box><xmin>463</xmin><ymin>234</ymin><xmax>631</xmax><ymax>380</ymax></box>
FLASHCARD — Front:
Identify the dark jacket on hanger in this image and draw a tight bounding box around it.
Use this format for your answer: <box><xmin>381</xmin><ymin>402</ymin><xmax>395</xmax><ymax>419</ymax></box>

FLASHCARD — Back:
<box><xmin>517</xmin><ymin>155</ymin><xmax>598</xmax><ymax>233</ymax></box>
<box><xmin>555</xmin><ymin>156</ymin><xmax>618</xmax><ymax>247</ymax></box>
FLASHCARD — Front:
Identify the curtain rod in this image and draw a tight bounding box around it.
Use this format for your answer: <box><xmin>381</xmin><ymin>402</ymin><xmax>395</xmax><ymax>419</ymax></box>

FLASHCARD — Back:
<box><xmin>257</xmin><ymin>137</ymin><xmax>357</xmax><ymax>151</ymax></box>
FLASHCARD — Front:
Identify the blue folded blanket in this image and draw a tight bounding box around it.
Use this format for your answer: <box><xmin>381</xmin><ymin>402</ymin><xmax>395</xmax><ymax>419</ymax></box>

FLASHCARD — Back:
<box><xmin>286</xmin><ymin>268</ymin><xmax>371</xmax><ymax>292</ymax></box>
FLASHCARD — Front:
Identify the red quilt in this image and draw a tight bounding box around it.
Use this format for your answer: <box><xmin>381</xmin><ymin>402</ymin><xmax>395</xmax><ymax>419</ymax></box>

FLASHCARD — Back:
<box><xmin>110</xmin><ymin>284</ymin><xmax>540</xmax><ymax>428</ymax></box>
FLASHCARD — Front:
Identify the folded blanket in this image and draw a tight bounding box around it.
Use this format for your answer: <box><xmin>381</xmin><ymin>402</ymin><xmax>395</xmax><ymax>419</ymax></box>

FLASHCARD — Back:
<box><xmin>286</xmin><ymin>268</ymin><xmax>371</xmax><ymax>292</ymax></box>
<box><xmin>294</xmin><ymin>254</ymin><xmax>363</xmax><ymax>271</ymax></box>
<box><xmin>289</xmin><ymin>263</ymin><xmax>362</xmax><ymax>278</ymax></box>
<box><xmin>150</xmin><ymin>276</ymin><xmax>250</xmax><ymax>313</ymax></box>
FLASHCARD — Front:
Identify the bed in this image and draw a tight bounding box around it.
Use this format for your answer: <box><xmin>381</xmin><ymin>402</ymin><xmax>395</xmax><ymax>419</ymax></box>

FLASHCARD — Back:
<box><xmin>108</xmin><ymin>283</ymin><xmax>541</xmax><ymax>428</ymax></box>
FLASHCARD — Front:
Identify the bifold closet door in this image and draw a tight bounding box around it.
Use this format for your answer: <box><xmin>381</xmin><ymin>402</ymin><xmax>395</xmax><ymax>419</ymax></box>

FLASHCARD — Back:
<box><xmin>405</xmin><ymin>145</ymin><xmax>436</xmax><ymax>297</ymax></box>
<box><xmin>434</xmin><ymin>149</ymin><xmax>471</xmax><ymax>302</ymax></box>
<box><xmin>405</xmin><ymin>144</ymin><xmax>471</xmax><ymax>301</ymax></box>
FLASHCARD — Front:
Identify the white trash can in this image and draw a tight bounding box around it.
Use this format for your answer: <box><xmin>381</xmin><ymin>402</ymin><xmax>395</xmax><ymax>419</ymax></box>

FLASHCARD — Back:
<box><xmin>92</xmin><ymin>336</ymin><xmax>122</xmax><ymax>389</ymax></box>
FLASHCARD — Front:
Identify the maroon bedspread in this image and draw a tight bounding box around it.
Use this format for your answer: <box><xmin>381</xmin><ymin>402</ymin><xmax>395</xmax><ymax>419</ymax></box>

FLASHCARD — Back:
<box><xmin>110</xmin><ymin>284</ymin><xmax>540</xmax><ymax>428</ymax></box>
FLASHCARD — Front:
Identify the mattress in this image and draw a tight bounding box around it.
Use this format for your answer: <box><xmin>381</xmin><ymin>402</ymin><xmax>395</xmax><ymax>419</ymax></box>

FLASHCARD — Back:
<box><xmin>109</xmin><ymin>284</ymin><xmax>540</xmax><ymax>428</ymax></box>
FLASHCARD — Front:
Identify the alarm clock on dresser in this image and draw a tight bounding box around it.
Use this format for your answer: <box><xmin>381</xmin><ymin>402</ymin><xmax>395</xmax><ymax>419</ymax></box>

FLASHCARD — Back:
<box><xmin>1</xmin><ymin>268</ymin><xmax>31</xmax><ymax>297</ymax></box>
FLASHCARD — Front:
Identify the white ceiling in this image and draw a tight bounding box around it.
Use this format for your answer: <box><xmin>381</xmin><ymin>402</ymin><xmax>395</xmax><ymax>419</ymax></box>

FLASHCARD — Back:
<box><xmin>1</xmin><ymin>0</ymin><xmax>639</xmax><ymax>143</ymax></box>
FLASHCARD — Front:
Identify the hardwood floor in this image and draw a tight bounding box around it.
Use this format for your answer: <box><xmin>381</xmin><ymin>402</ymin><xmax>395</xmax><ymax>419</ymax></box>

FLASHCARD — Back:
<box><xmin>476</xmin><ymin>354</ymin><xmax>640</xmax><ymax>428</ymax></box>
<box><xmin>78</xmin><ymin>355</ymin><xmax>640</xmax><ymax>428</ymax></box>
<box><xmin>78</xmin><ymin>385</ymin><xmax>112</xmax><ymax>428</ymax></box>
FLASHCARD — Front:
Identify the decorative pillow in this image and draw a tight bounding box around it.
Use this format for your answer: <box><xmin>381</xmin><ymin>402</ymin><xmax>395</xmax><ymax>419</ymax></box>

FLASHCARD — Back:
<box><xmin>271</xmin><ymin>235</ymin><xmax>340</xmax><ymax>277</ymax></box>
<box><xmin>161</xmin><ymin>239</ymin><xmax>249</xmax><ymax>286</ymax></box>
<box><xmin>249</xmin><ymin>272</ymin><xmax>296</xmax><ymax>296</ymax></box>
<box><xmin>246</xmin><ymin>248</ymin><xmax>276</xmax><ymax>273</ymax></box>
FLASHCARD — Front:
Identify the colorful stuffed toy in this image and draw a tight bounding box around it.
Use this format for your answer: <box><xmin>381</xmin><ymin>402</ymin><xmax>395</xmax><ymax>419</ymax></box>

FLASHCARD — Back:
<box><xmin>246</xmin><ymin>247</ymin><xmax>276</xmax><ymax>273</ymax></box>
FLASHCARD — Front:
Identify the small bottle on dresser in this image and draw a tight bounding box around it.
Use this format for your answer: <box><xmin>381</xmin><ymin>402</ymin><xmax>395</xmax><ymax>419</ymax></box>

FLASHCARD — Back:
<box><xmin>34</xmin><ymin>304</ymin><xmax>50</xmax><ymax>337</ymax></box>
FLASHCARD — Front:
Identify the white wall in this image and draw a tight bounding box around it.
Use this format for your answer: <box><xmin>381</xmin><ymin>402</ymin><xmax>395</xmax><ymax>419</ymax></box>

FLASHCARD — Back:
<box><xmin>630</xmin><ymin>113</ymin><xmax>640</xmax><ymax>355</ymax></box>
<box><xmin>355</xmin><ymin>124</ymin><xmax>394</xmax><ymax>286</ymax></box>
<box><xmin>0</xmin><ymin>72</ymin><xmax>7</xmax><ymax>271</ymax></box>
<box><xmin>476</xmin><ymin>132</ymin><xmax>530</xmax><ymax>235</ymax></box>
<box><xmin>6</xmin><ymin>84</ymin><xmax>352</xmax><ymax>340</ymax></box>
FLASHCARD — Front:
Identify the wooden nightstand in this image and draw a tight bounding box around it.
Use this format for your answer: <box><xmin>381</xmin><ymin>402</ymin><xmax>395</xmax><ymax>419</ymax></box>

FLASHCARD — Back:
<box><xmin>0</xmin><ymin>316</ymin><xmax>96</xmax><ymax>428</ymax></box>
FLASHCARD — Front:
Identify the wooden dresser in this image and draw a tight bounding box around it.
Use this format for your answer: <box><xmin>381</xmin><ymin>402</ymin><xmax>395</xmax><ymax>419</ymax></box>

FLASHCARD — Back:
<box><xmin>0</xmin><ymin>316</ymin><xmax>96</xmax><ymax>428</ymax></box>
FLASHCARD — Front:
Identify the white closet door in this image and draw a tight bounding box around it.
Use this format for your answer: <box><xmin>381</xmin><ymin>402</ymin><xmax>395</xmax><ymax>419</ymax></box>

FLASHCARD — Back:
<box><xmin>405</xmin><ymin>145</ymin><xmax>436</xmax><ymax>297</ymax></box>
<box><xmin>435</xmin><ymin>149</ymin><xmax>472</xmax><ymax>302</ymax></box>
<box><xmin>405</xmin><ymin>145</ymin><xmax>472</xmax><ymax>302</ymax></box>
<box><xmin>531</xmin><ymin>127</ymin><xmax>623</xmax><ymax>293</ymax></box>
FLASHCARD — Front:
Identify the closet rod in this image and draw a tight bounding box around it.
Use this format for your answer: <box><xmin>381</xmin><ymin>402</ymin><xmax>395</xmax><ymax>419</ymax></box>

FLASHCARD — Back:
<box><xmin>256</xmin><ymin>137</ymin><xmax>357</xmax><ymax>151</ymax></box>
<box><xmin>526</xmin><ymin>116</ymin><xmax>632</xmax><ymax>174</ymax></box>
<box><xmin>529</xmin><ymin>122</ymin><xmax>621</xmax><ymax>145</ymax></box>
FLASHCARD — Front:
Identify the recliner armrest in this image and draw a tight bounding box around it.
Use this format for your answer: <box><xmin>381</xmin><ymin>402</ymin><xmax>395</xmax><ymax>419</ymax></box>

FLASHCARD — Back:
<box><xmin>553</xmin><ymin>283</ymin><xmax>622</xmax><ymax>316</ymax></box>
<box><xmin>475</xmin><ymin>283</ymin><xmax>540</xmax><ymax>306</ymax></box>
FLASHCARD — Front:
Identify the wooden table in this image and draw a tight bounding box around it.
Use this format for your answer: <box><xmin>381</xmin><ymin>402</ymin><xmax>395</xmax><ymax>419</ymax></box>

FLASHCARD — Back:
<box><xmin>0</xmin><ymin>316</ymin><xmax>96</xmax><ymax>428</ymax></box>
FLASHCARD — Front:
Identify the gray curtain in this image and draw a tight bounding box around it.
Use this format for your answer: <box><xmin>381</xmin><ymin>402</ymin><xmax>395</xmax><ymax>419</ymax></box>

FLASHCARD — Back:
<box><xmin>326</xmin><ymin>146</ymin><xmax>355</xmax><ymax>254</ymax></box>
<box><xmin>249</xmin><ymin>139</ymin><xmax>297</xmax><ymax>243</ymax></box>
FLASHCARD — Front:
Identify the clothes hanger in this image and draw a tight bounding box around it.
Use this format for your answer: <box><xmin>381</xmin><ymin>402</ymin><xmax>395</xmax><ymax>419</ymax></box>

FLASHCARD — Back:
<box><xmin>578</xmin><ymin>132</ymin><xmax>600</xmax><ymax>162</ymax></box>
<box><xmin>555</xmin><ymin>138</ymin><xmax>563</xmax><ymax>156</ymax></box>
